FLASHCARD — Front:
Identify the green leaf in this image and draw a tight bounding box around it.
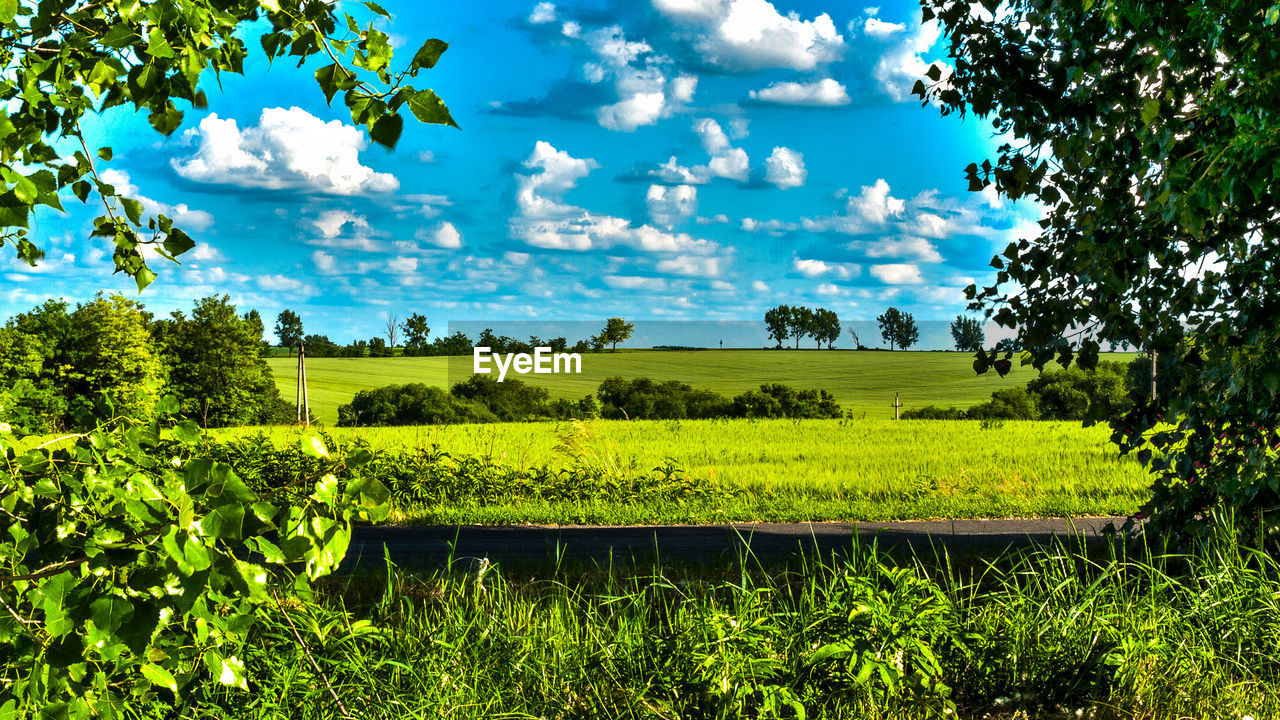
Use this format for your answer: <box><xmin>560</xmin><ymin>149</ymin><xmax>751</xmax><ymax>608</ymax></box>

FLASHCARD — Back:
<box><xmin>146</xmin><ymin>28</ymin><xmax>175</xmax><ymax>59</ymax></box>
<box><xmin>134</xmin><ymin>264</ymin><xmax>157</xmax><ymax>292</ymax></box>
<box><xmin>121</xmin><ymin>198</ymin><xmax>144</xmax><ymax>225</ymax></box>
<box><xmin>10</xmin><ymin>174</ymin><xmax>37</xmax><ymax>204</ymax></box>
<box><xmin>314</xmin><ymin>63</ymin><xmax>356</xmax><ymax>105</ymax></box>
<box><xmin>0</xmin><ymin>0</ymin><xmax>16</xmax><ymax>24</ymax></box>
<box><xmin>205</xmin><ymin>651</ymin><xmax>248</xmax><ymax>690</ymax></box>
<box><xmin>363</xmin><ymin>1</ymin><xmax>391</xmax><ymax>18</ymax></box>
<box><xmin>163</xmin><ymin>229</ymin><xmax>195</xmax><ymax>258</ymax></box>
<box><xmin>141</xmin><ymin>663</ymin><xmax>178</xmax><ymax>693</ymax></box>
<box><xmin>404</xmin><ymin>89</ymin><xmax>458</xmax><ymax>128</ymax></box>
<box><xmin>90</xmin><ymin>596</ymin><xmax>133</xmax><ymax>632</ymax></box>
<box><xmin>173</xmin><ymin>420</ymin><xmax>202</xmax><ymax>445</ymax></box>
<box><xmin>201</xmin><ymin>504</ymin><xmax>245</xmax><ymax>540</ymax></box>
<box><xmin>97</xmin><ymin>147</ymin><xmax>113</xmax><ymax>161</ymax></box>
<box><xmin>148</xmin><ymin>105</ymin><xmax>184</xmax><ymax>135</ymax></box>
<box><xmin>301</xmin><ymin>434</ymin><xmax>329</xmax><ymax>459</ymax></box>
<box><xmin>411</xmin><ymin>39</ymin><xmax>448</xmax><ymax>70</ymax></box>
<box><xmin>0</xmin><ymin>190</ymin><xmax>29</xmax><ymax>228</ymax></box>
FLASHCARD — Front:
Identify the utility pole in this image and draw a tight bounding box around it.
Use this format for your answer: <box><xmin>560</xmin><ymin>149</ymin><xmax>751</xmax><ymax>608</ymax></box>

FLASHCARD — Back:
<box><xmin>296</xmin><ymin>342</ymin><xmax>310</xmax><ymax>426</ymax></box>
<box><xmin>892</xmin><ymin>392</ymin><xmax>902</xmax><ymax>420</ymax></box>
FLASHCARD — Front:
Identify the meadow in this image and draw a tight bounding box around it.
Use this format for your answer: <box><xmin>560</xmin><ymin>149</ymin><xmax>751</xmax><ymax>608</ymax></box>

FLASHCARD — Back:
<box><xmin>266</xmin><ymin>350</ymin><xmax>1141</xmax><ymax>425</ymax></box>
<box><xmin>223</xmin><ymin>417</ymin><xmax>1151</xmax><ymax>524</ymax></box>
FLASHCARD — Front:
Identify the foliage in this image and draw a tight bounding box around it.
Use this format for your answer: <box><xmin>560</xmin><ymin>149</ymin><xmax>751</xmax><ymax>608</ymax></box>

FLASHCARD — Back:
<box><xmin>811</xmin><ymin>307</ymin><xmax>841</xmax><ymax>349</ymax></box>
<box><xmin>732</xmin><ymin>383</ymin><xmax>843</xmax><ymax>419</ymax></box>
<box><xmin>965</xmin><ymin>387</ymin><xmax>1039</xmax><ymax>421</ymax></box>
<box><xmin>949</xmin><ymin>315</ymin><xmax>984</xmax><ymax>352</ymax></box>
<box><xmin>274</xmin><ymin>310</ymin><xmax>304</xmax><ymax>356</ymax></box>
<box><xmin>0</xmin><ymin>0</ymin><xmax>455</xmax><ymax>288</ymax></box>
<box><xmin>154</xmin><ymin>295</ymin><xmax>291</xmax><ymax>428</ymax></box>
<box><xmin>1026</xmin><ymin>361</ymin><xmax>1132</xmax><ymax>423</ymax></box>
<box><xmin>597</xmin><ymin>376</ymin><xmax>732</xmax><ymax>420</ymax></box>
<box><xmin>336</xmin><ymin>383</ymin><xmax>496</xmax><ymax>427</ymax></box>
<box><xmin>917</xmin><ymin>0</ymin><xmax>1280</xmax><ymax>539</ymax></box>
<box><xmin>449</xmin><ymin>374</ymin><xmax>552</xmax><ymax>423</ymax></box>
<box><xmin>763</xmin><ymin>305</ymin><xmax>842</xmax><ymax>349</ymax></box>
<box><xmin>764</xmin><ymin>305</ymin><xmax>792</xmax><ymax>348</ymax></box>
<box><xmin>65</xmin><ymin>294</ymin><xmax>167</xmax><ymax>425</ymax></box>
<box><xmin>600</xmin><ymin>317</ymin><xmax>635</xmax><ymax>351</ymax></box>
<box><xmin>877</xmin><ymin>307</ymin><xmax>919</xmax><ymax>351</ymax></box>
<box><xmin>0</xmin><ymin>388</ymin><xmax>389</xmax><ymax>716</ymax></box>
<box><xmin>400</xmin><ymin>313</ymin><xmax>430</xmax><ymax>355</ymax></box>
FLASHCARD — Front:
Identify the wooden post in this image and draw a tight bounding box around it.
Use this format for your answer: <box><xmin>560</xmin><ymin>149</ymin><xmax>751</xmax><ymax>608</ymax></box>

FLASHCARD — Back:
<box><xmin>296</xmin><ymin>342</ymin><xmax>309</xmax><ymax>426</ymax></box>
<box><xmin>892</xmin><ymin>392</ymin><xmax>902</xmax><ymax>420</ymax></box>
<box><xmin>295</xmin><ymin>343</ymin><xmax>303</xmax><ymax>424</ymax></box>
<box><xmin>1149</xmin><ymin>350</ymin><xmax>1158</xmax><ymax>400</ymax></box>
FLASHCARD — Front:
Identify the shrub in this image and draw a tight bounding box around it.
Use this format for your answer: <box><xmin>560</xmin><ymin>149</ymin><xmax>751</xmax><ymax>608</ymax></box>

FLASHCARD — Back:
<box><xmin>337</xmin><ymin>383</ymin><xmax>495</xmax><ymax>426</ymax></box>
<box><xmin>597</xmin><ymin>377</ymin><xmax>732</xmax><ymax>420</ymax></box>
<box><xmin>901</xmin><ymin>405</ymin><xmax>968</xmax><ymax>420</ymax></box>
<box><xmin>731</xmin><ymin>383</ymin><xmax>843</xmax><ymax>419</ymax></box>
<box><xmin>449</xmin><ymin>374</ymin><xmax>551</xmax><ymax>422</ymax></box>
<box><xmin>1027</xmin><ymin>361</ymin><xmax>1131</xmax><ymax>421</ymax></box>
<box><xmin>966</xmin><ymin>387</ymin><xmax>1039</xmax><ymax>420</ymax></box>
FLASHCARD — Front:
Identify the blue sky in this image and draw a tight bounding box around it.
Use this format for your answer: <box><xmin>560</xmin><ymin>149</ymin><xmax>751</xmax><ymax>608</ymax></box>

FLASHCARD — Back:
<box><xmin>3</xmin><ymin>0</ymin><xmax>1038</xmax><ymax>346</ymax></box>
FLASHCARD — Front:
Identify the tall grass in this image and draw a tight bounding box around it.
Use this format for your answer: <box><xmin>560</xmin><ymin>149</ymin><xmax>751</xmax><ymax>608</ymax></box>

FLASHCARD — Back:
<box><xmin>178</xmin><ymin>532</ymin><xmax>1280</xmax><ymax>719</ymax></box>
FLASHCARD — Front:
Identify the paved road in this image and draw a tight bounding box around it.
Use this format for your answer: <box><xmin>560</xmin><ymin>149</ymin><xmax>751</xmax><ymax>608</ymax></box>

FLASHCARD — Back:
<box><xmin>341</xmin><ymin>517</ymin><xmax>1130</xmax><ymax>571</ymax></box>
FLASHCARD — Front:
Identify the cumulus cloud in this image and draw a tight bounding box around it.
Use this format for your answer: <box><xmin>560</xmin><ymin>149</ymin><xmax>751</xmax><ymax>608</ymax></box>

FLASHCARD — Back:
<box><xmin>747</xmin><ymin>78</ymin><xmax>850</xmax><ymax>106</ymax></box>
<box><xmin>312</xmin><ymin>250</ymin><xmax>338</xmax><ymax>275</ymax></box>
<box><xmin>386</xmin><ymin>256</ymin><xmax>419</xmax><ymax>275</ymax></box>
<box><xmin>652</xmin><ymin>0</ymin><xmax>846</xmax><ymax>71</ymax></box>
<box><xmin>99</xmin><ymin>169</ymin><xmax>215</xmax><ymax>232</ymax></box>
<box><xmin>871</xmin><ymin>19</ymin><xmax>947</xmax><ymax>101</ymax></box>
<box><xmin>581</xmin><ymin>26</ymin><xmax>697</xmax><ymax>131</ymax></box>
<box><xmin>764</xmin><ymin>146</ymin><xmax>806</xmax><ymax>189</ymax></box>
<box><xmin>646</xmin><ymin>184</ymin><xmax>698</xmax><ymax>228</ymax></box>
<box><xmin>642</xmin><ymin>118</ymin><xmax>751</xmax><ymax>185</ymax></box>
<box><xmin>529</xmin><ymin>1</ymin><xmax>556</xmax><ymax>23</ymax></box>
<box><xmin>793</xmin><ymin>257</ymin><xmax>856</xmax><ymax>278</ymax></box>
<box><xmin>851</xmin><ymin>179</ymin><xmax>906</xmax><ymax>224</ymax></box>
<box><xmin>863</xmin><ymin>17</ymin><xmax>905</xmax><ymax>38</ymax></box>
<box><xmin>605</xmin><ymin>275</ymin><xmax>667</xmax><ymax>290</ymax></box>
<box><xmin>172</xmin><ymin>107</ymin><xmax>399</xmax><ymax>195</ymax></box>
<box><xmin>510</xmin><ymin>140</ymin><xmax>718</xmax><ymax>256</ymax></box>
<box><xmin>751</xmin><ymin>279</ymin><xmax>770</xmax><ymax>292</ymax></box>
<box><xmin>656</xmin><ymin>255</ymin><xmax>721</xmax><ymax>276</ymax></box>
<box><xmin>869</xmin><ymin>263</ymin><xmax>924</xmax><ymax>284</ymax></box>
<box><xmin>861</xmin><ymin>235</ymin><xmax>943</xmax><ymax>263</ymax></box>
<box><xmin>423</xmin><ymin>221</ymin><xmax>463</xmax><ymax>249</ymax></box>
<box><xmin>257</xmin><ymin>274</ymin><xmax>316</xmax><ymax>295</ymax></box>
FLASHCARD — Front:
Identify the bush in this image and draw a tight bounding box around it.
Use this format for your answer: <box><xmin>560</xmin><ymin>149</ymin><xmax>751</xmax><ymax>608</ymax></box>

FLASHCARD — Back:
<box><xmin>901</xmin><ymin>405</ymin><xmax>968</xmax><ymax>420</ymax></box>
<box><xmin>449</xmin><ymin>374</ymin><xmax>551</xmax><ymax>422</ymax></box>
<box><xmin>731</xmin><ymin>383</ymin><xmax>843</xmax><ymax>419</ymax></box>
<box><xmin>597</xmin><ymin>376</ymin><xmax>732</xmax><ymax>420</ymax></box>
<box><xmin>1027</xmin><ymin>361</ymin><xmax>1131</xmax><ymax>421</ymax></box>
<box><xmin>966</xmin><ymin>387</ymin><xmax>1039</xmax><ymax>420</ymax></box>
<box><xmin>337</xmin><ymin>383</ymin><xmax>495</xmax><ymax>426</ymax></box>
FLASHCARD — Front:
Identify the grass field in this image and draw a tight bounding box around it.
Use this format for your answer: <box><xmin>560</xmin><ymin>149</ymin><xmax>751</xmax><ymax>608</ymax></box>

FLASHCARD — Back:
<box><xmin>224</xmin><ymin>417</ymin><xmax>1151</xmax><ymax>523</ymax></box>
<box><xmin>267</xmin><ymin>350</ymin><xmax>1140</xmax><ymax>424</ymax></box>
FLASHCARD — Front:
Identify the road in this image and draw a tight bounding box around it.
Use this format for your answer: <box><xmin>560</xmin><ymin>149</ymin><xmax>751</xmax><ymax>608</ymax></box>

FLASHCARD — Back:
<box><xmin>340</xmin><ymin>517</ymin><xmax>1131</xmax><ymax>571</ymax></box>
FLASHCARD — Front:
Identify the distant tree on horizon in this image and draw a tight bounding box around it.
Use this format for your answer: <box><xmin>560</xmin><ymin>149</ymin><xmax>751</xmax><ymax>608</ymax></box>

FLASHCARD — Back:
<box><xmin>764</xmin><ymin>305</ymin><xmax>791</xmax><ymax>348</ymax></box>
<box><xmin>812</xmin><ymin>308</ymin><xmax>841</xmax><ymax>349</ymax></box>
<box><xmin>877</xmin><ymin>307</ymin><xmax>919</xmax><ymax>351</ymax></box>
<box><xmin>600</xmin><ymin>317</ymin><xmax>635</xmax><ymax>351</ymax></box>
<box><xmin>950</xmin><ymin>315</ymin><xmax>985</xmax><ymax>352</ymax></box>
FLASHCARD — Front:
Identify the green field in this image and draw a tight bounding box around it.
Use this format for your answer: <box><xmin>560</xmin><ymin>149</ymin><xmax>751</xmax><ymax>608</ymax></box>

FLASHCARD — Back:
<box><xmin>225</xmin><ymin>417</ymin><xmax>1151</xmax><ymax>523</ymax></box>
<box><xmin>268</xmin><ymin>350</ymin><xmax>1140</xmax><ymax>424</ymax></box>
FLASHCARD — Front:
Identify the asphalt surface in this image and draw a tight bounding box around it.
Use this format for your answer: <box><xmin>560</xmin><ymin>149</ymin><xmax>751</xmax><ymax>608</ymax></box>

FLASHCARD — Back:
<box><xmin>341</xmin><ymin>517</ymin><xmax>1130</xmax><ymax>571</ymax></box>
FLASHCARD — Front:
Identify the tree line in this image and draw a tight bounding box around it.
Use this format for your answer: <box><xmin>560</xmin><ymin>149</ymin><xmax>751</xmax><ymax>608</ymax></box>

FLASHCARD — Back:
<box><xmin>764</xmin><ymin>305</ymin><xmax>987</xmax><ymax>352</ymax></box>
<box><xmin>274</xmin><ymin>310</ymin><xmax>635</xmax><ymax>357</ymax></box>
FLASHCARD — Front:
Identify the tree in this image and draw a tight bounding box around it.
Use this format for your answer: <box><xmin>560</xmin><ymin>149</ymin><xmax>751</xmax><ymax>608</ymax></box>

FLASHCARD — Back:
<box><xmin>0</xmin><ymin>1</ymin><xmax>456</xmax><ymax>290</ymax></box>
<box><xmin>159</xmin><ymin>295</ymin><xmax>290</xmax><ymax>428</ymax></box>
<box><xmin>950</xmin><ymin>315</ymin><xmax>984</xmax><ymax>352</ymax></box>
<box><xmin>848</xmin><ymin>326</ymin><xmax>862</xmax><ymax>350</ymax></box>
<box><xmin>917</xmin><ymin>0</ymin><xmax>1280</xmax><ymax>538</ymax></box>
<box><xmin>812</xmin><ymin>308</ymin><xmax>841</xmax><ymax>349</ymax></box>
<box><xmin>385</xmin><ymin>312</ymin><xmax>399</xmax><ymax>352</ymax></box>
<box><xmin>65</xmin><ymin>294</ymin><xmax>167</xmax><ymax>422</ymax></box>
<box><xmin>788</xmin><ymin>306</ymin><xmax>815</xmax><ymax>348</ymax></box>
<box><xmin>275</xmin><ymin>310</ymin><xmax>304</xmax><ymax>356</ymax></box>
<box><xmin>600</xmin><ymin>317</ymin><xmax>635</xmax><ymax>351</ymax></box>
<box><xmin>401</xmin><ymin>313</ymin><xmax>430</xmax><ymax>354</ymax></box>
<box><xmin>877</xmin><ymin>307</ymin><xmax>919</xmax><ymax>351</ymax></box>
<box><xmin>764</xmin><ymin>305</ymin><xmax>792</xmax><ymax>348</ymax></box>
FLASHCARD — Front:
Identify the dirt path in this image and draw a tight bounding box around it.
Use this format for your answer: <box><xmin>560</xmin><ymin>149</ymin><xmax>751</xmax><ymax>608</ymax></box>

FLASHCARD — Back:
<box><xmin>342</xmin><ymin>517</ymin><xmax>1130</xmax><ymax>571</ymax></box>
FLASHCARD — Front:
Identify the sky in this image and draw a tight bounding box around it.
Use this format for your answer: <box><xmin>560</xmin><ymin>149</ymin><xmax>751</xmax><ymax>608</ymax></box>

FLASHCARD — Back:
<box><xmin>2</xmin><ymin>0</ymin><xmax>1039</xmax><ymax>347</ymax></box>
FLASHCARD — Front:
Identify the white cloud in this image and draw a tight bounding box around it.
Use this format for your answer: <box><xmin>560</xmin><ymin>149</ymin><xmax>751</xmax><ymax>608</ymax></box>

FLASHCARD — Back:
<box><xmin>657</xmin><ymin>255</ymin><xmax>721</xmax><ymax>276</ymax></box>
<box><xmin>511</xmin><ymin>141</ymin><xmax>719</xmax><ymax>256</ymax></box>
<box><xmin>815</xmin><ymin>282</ymin><xmax>842</xmax><ymax>295</ymax></box>
<box><xmin>312</xmin><ymin>250</ymin><xmax>338</xmax><ymax>275</ymax></box>
<box><xmin>861</xmin><ymin>235</ymin><xmax>943</xmax><ymax>262</ymax></box>
<box><xmin>863</xmin><ymin>17</ymin><xmax>905</xmax><ymax>38</ymax></box>
<box><xmin>423</xmin><ymin>221</ymin><xmax>463</xmax><ymax>248</ymax></box>
<box><xmin>850</xmin><ymin>178</ymin><xmax>905</xmax><ymax>224</ymax></box>
<box><xmin>98</xmin><ymin>169</ymin><xmax>215</xmax><ymax>232</ymax></box>
<box><xmin>257</xmin><ymin>274</ymin><xmax>316</xmax><ymax>295</ymax></box>
<box><xmin>312</xmin><ymin>209</ymin><xmax>370</xmax><ymax>239</ymax></box>
<box><xmin>764</xmin><ymin>146</ymin><xmax>806</xmax><ymax>189</ymax></box>
<box><xmin>529</xmin><ymin>2</ymin><xmax>556</xmax><ymax>23</ymax></box>
<box><xmin>581</xmin><ymin>26</ymin><xmax>697</xmax><ymax>132</ymax></box>
<box><xmin>871</xmin><ymin>20</ymin><xmax>948</xmax><ymax>101</ymax></box>
<box><xmin>793</xmin><ymin>257</ymin><xmax>855</xmax><ymax>278</ymax></box>
<box><xmin>869</xmin><ymin>263</ymin><xmax>924</xmax><ymax>284</ymax></box>
<box><xmin>386</xmin><ymin>256</ymin><xmax>419</xmax><ymax>274</ymax></box>
<box><xmin>751</xmin><ymin>279</ymin><xmax>770</xmax><ymax>292</ymax></box>
<box><xmin>646</xmin><ymin>184</ymin><xmax>698</xmax><ymax>228</ymax></box>
<box><xmin>694</xmin><ymin>117</ymin><xmax>731</xmax><ymax>153</ymax></box>
<box><xmin>653</xmin><ymin>0</ymin><xmax>846</xmax><ymax>71</ymax></box>
<box><xmin>604</xmin><ymin>275</ymin><xmax>667</xmax><ymax>290</ymax></box>
<box><xmin>172</xmin><ymin>107</ymin><xmax>399</xmax><ymax>195</ymax></box>
<box><xmin>708</xmin><ymin>147</ymin><xmax>751</xmax><ymax>181</ymax></box>
<box><xmin>748</xmin><ymin>78</ymin><xmax>850</xmax><ymax>106</ymax></box>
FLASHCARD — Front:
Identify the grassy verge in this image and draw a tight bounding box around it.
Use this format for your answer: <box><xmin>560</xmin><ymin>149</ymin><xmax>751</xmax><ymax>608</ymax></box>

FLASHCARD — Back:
<box><xmin>177</xmin><ymin>535</ymin><xmax>1280</xmax><ymax>719</ymax></box>
<box><xmin>218</xmin><ymin>417</ymin><xmax>1150</xmax><ymax>523</ymax></box>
